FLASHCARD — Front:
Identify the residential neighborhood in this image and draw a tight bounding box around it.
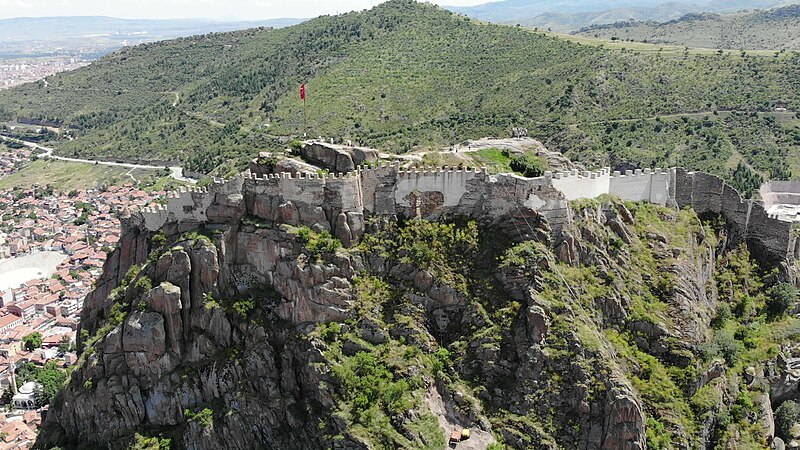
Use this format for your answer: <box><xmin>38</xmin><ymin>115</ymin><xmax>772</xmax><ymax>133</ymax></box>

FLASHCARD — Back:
<box><xmin>0</xmin><ymin>58</ymin><xmax>89</xmax><ymax>90</ymax></box>
<box><xmin>0</xmin><ymin>149</ymin><xmax>164</xmax><ymax>448</ymax></box>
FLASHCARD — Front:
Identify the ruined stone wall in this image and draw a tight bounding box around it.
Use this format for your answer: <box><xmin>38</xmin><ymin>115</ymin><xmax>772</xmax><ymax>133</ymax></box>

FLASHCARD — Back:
<box><xmin>139</xmin><ymin>163</ymin><xmax>796</xmax><ymax>263</ymax></box>
<box><xmin>673</xmin><ymin>168</ymin><xmax>795</xmax><ymax>263</ymax></box>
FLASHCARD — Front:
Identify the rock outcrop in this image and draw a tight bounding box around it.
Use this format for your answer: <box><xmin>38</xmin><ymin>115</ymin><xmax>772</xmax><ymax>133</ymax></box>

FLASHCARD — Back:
<box><xmin>300</xmin><ymin>141</ymin><xmax>379</xmax><ymax>173</ymax></box>
<box><xmin>35</xmin><ymin>154</ymin><xmax>800</xmax><ymax>449</ymax></box>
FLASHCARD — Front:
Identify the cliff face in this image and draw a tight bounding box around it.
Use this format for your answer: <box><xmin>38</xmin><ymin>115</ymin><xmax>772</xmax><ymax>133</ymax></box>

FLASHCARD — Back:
<box><xmin>40</xmin><ymin>201</ymin><xmax>654</xmax><ymax>449</ymax></box>
<box><xmin>34</xmin><ymin>161</ymin><xmax>800</xmax><ymax>449</ymax></box>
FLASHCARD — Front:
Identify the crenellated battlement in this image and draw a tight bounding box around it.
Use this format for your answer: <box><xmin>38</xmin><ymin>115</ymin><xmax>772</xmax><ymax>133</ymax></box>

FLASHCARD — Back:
<box><xmin>137</xmin><ymin>163</ymin><xmax>798</xmax><ymax>263</ymax></box>
<box><xmin>550</xmin><ymin>167</ymin><xmax>611</xmax><ymax>181</ymax></box>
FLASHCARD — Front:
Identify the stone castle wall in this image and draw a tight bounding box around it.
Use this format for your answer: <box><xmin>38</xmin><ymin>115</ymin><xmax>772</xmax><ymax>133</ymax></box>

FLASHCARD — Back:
<box><xmin>551</xmin><ymin>168</ymin><xmax>611</xmax><ymax>201</ymax></box>
<box><xmin>139</xmin><ymin>163</ymin><xmax>797</xmax><ymax>263</ymax></box>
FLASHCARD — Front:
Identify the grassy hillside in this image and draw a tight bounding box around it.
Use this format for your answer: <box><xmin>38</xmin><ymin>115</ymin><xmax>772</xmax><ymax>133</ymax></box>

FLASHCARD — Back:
<box><xmin>0</xmin><ymin>0</ymin><xmax>798</xmax><ymax>186</ymax></box>
<box><xmin>575</xmin><ymin>6</ymin><xmax>800</xmax><ymax>51</ymax></box>
<box><xmin>502</xmin><ymin>2</ymin><xmax>704</xmax><ymax>32</ymax></box>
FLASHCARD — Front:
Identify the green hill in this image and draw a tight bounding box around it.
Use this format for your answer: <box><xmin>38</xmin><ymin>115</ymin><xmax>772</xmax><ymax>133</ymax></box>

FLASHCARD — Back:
<box><xmin>0</xmin><ymin>0</ymin><xmax>799</xmax><ymax>190</ymax></box>
<box><xmin>575</xmin><ymin>6</ymin><xmax>800</xmax><ymax>51</ymax></box>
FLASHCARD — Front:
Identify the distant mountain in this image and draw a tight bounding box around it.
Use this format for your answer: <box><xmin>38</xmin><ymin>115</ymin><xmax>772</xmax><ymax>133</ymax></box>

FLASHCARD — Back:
<box><xmin>501</xmin><ymin>1</ymin><xmax>701</xmax><ymax>32</ymax></box>
<box><xmin>574</xmin><ymin>4</ymin><xmax>800</xmax><ymax>50</ymax></box>
<box><xmin>447</xmin><ymin>0</ymin><xmax>676</xmax><ymax>23</ymax></box>
<box><xmin>447</xmin><ymin>0</ymin><xmax>800</xmax><ymax>30</ymax></box>
<box><xmin>0</xmin><ymin>16</ymin><xmax>305</xmax><ymax>42</ymax></box>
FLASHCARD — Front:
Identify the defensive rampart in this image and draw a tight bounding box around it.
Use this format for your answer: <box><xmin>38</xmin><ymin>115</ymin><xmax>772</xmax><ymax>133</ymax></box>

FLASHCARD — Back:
<box><xmin>138</xmin><ymin>163</ymin><xmax>797</xmax><ymax>263</ymax></box>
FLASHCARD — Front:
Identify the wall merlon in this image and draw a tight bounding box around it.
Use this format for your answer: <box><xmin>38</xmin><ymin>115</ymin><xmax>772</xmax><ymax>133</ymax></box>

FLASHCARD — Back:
<box><xmin>144</xmin><ymin>157</ymin><xmax>795</xmax><ymax>264</ymax></box>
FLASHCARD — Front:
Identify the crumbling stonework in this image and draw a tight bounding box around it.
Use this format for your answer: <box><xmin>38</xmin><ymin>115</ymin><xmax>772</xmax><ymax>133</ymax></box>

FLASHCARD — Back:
<box><xmin>142</xmin><ymin>164</ymin><xmax>571</xmax><ymax>244</ymax></box>
<box><xmin>141</xmin><ymin>163</ymin><xmax>797</xmax><ymax>264</ymax></box>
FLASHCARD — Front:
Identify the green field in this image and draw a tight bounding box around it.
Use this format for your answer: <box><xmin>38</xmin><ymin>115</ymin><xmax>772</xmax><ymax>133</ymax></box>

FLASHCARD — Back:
<box><xmin>0</xmin><ymin>156</ymin><xmax>179</xmax><ymax>192</ymax></box>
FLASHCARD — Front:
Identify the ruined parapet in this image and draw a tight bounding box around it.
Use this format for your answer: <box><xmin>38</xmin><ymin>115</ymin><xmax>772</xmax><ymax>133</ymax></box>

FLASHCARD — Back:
<box><xmin>393</xmin><ymin>166</ymin><xmax>488</xmax><ymax>218</ymax></box>
<box><xmin>551</xmin><ymin>167</ymin><xmax>611</xmax><ymax>201</ymax></box>
<box><xmin>609</xmin><ymin>168</ymin><xmax>672</xmax><ymax>206</ymax></box>
<box><xmin>243</xmin><ymin>170</ymin><xmax>365</xmax><ymax>246</ymax></box>
<box><xmin>137</xmin><ymin>183</ymin><xmax>223</xmax><ymax>231</ymax></box>
<box><xmin>140</xmin><ymin>204</ymin><xmax>169</xmax><ymax>231</ymax></box>
<box><xmin>674</xmin><ymin>168</ymin><xmax>794</xmax><ymax>263</ymax></box>
<box><xmin>358</xmin><ymin>162</ymin><xmax>402</xmax><ymax>215</ymax></box>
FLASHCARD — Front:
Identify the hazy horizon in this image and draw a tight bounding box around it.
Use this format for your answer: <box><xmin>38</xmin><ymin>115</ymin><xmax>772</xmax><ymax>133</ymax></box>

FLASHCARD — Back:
<box><xmin>0</xmin><ymin>0</ymin><xmax>488</xmax><ymax>21</ymax></box>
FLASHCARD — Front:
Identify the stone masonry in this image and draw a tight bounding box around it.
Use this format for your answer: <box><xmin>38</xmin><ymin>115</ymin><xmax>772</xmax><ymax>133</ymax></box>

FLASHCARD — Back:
<box><xmin>139</xmin><ymin>162</ymin><xmax>798</xmax><ymax>264</ymax></box>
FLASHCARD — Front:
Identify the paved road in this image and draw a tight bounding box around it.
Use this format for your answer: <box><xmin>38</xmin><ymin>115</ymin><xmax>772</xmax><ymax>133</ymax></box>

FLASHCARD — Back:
<box><xmin>0</xmin><ymin>135</ymin><xmax>197</xmax><ymax>184</ymax></box>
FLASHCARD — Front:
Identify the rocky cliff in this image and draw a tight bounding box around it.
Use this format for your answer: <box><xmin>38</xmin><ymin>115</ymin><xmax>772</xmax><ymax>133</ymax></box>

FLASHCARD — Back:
<box><xmin>34</xmin><ymin>161</ymin><xmax>800</xmax><ymax>449</ymax></box>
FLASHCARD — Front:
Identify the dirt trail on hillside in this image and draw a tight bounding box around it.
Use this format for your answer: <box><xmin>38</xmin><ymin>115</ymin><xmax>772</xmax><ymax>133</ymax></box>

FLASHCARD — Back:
<box><xmin>425</xmin><ymin>386</ymin><xmax>496</xmax><ymax>450</ymax></box>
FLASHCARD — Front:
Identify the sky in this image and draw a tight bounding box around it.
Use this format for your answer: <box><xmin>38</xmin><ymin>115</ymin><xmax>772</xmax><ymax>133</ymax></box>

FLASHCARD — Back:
<box><xmin>0</xmin><ymin>0</ymin><xmax>489</xmax><ymax>20</ymax></box>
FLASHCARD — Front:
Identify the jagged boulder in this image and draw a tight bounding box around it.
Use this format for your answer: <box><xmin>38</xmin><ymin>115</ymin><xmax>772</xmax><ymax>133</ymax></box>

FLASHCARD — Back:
<box><xmin>147</xmin><ymin>282</ymin><xmax>183</xmax><ymax>353</ymax></box>
<box><xmin>122</xmin><ymin>311</ymin><xmax>166</xmax><ymax>356</ymax></box>
<box><xmin>300</xmin><ymin>142</ymin><xmax>378</xmax><ymax>172</ymax></box>
<box><xmin>602</xmin><ymin>390</ymin><xmax>646</xmax><ymax>450</ymax></box>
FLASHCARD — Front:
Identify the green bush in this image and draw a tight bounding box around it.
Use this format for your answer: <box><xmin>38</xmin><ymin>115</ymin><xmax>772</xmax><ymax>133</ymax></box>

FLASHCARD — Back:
<box><xmin>710</xmin><ymin>303</ymin><xmax>732</xmax><ymax>329</ymax></box>
<box><xmin>151</xmin><ymin>231</ymin><xmax>166</xmax><ymax>247</ymax></box>
<box><xmin>702</xmin><ymin>329</ymin><xmax>743</xmax><ymax>366</ymax></box>
<box><xmin>360</xmin><ymin>218</ymin><xmax>478</xmax><ymax>292</ymax></box>
<box><xmin>131</xmin><ymin>434</ymin><xmax>172</xmax><ymax>450</ymax></box>
<box><xmin>331</xmin><ymin>351</ymin><xmax>413</xmax><ymax>418</ymax></box>
<box><xmin>184</xmin><ymin>407</ymin><xmax>214</xmax><ymax>428</ymax></box>
<box><xmin>295</xmin><ymin>227</ymin><xmax>342</xmax><ymax>259</ymax></box>
<box><xmin>508</xmin><ymin>152</ymin><xmax>548</xmax><ymax>178</ymax></box>
<box><xmin>776</xmin><ymin>400</ymin><xmax>800</xmax><ymax>440</ymax></box>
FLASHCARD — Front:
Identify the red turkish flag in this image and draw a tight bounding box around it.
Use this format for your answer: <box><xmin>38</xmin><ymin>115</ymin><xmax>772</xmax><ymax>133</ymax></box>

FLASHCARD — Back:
<box><xmin>300</xmin><ymin>84</ymin><xmax>305</xmax><ymax>100</ymax></box>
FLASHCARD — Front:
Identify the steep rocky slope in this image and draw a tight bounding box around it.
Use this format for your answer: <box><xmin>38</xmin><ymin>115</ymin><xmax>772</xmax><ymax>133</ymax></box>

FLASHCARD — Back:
<box><xmin>34</xmin><ymin>165</ymin><xmax>800</xmax><ymax>448</ymax></box>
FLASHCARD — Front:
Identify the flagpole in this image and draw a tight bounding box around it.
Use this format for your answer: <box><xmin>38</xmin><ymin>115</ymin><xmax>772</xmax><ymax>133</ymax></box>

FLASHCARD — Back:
<box><xmin>301</xmin><ymin>83</ymin><xmax>307</xmax><ymax>138</ymax></box>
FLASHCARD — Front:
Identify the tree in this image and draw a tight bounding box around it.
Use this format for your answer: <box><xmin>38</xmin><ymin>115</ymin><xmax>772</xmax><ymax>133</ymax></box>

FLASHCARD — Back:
<box><xmin>767</xmin><ymin>283</ymin><xmax>796</xmax><ymax>320</ymax></box>
<box><xmin>21</xmin><ymin>332</ymin><xmax>42</xmax><ymax>352</ymax></box>
<box><xmin>33</xmin><ymin>361</ymin><xmax>66</xmax><ymax>407</ymax></box>
<box><xmin>1</xmin><ymin>389</ymin><xmax>12</xmax><ymax>405</ymax></box>
<box><xmin>776</xmin><ymin>400</ymin><xmax>800</xmax><ymax>440</ymax></box>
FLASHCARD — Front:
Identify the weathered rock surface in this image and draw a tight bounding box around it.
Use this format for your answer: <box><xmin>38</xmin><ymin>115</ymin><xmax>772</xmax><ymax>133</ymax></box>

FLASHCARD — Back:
<box><xmin>300</xmin><ymin>142</ymin><xmax>379</xmax><ymax>173</ymax></box>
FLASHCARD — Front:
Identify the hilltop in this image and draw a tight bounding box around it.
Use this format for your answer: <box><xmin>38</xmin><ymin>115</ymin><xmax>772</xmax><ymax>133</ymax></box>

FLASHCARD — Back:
<box><xmin>0</xmin><ymin>0</ymin><xmax>799</xmax><ymax>194</ymax></box>
<box><xmin>449</xmin><ymin>0</ymin><xmax>800</xmax><ymax>28</ymax></box>
<box><xmin>32</xmin><ymin>145</ymin><xmax>800</xmax><ymax>449</ymax></box>
<box><xmin>575</xmin><ymin>5</ymin><xmax>800</xmax><ymax>50</ymax></box>
<box><xmin>502</xmin><ymin>2</ymin><xmax>703</xmax><ymax>32</ymax></box>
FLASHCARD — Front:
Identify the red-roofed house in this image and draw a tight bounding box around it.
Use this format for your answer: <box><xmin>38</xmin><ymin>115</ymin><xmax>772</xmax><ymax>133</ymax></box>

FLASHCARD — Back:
<box><xmin>0</xmin><ymin>315</ymin><xmax>22</xmax><ymax>333</ymax></box>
